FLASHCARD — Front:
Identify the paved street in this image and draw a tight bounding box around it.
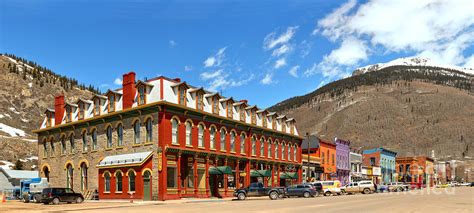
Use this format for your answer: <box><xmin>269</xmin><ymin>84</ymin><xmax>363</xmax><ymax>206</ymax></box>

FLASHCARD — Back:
<box><xmin>1</xmin><ymin>187</ymin><xmax>473</xmax><ymax>213</ymax></box>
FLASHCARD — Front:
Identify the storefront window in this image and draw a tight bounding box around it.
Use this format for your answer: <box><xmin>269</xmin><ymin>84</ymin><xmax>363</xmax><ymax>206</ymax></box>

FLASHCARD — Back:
<box><xmin>167</xmin><ymin>167</ymin><xmax>177</xmax><ymax>188</ymax></box>
<box><xmin>188</xmin><ymin>165</ymin><xmax>194</xmax><ymax>188</ymax></box>
<box><xmin>198</xmin><ymin>169</ymin><xmax>206</xmax><ymax>189</ymax></box>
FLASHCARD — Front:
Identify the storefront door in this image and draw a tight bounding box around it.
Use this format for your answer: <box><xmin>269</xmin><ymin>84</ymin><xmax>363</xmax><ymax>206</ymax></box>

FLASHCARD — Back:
<box><xmin>143</xmin><ymin>171</ymin><xmax>151</xmax><ymax>201</ymax></box>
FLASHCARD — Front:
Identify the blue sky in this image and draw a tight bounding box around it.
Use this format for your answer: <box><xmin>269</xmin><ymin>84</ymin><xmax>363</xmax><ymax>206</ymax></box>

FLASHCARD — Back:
<box><xmin>2</xmin><ymin>0</ymin><xmax>474</xmax><ymax>108</ymax></box>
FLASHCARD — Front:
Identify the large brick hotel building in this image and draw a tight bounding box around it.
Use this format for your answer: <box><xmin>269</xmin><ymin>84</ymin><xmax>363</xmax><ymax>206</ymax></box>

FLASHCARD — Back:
<box><xmin>34</xmin><ymin>72</ymin><xmax>303</xmax><ymax>200</ymax></box>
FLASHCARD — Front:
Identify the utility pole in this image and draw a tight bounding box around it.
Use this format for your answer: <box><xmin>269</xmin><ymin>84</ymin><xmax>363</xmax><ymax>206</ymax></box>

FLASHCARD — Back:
<box><xmin>306</xmin><ymin>132</ymin><xmax>310</xmax><ymax>182</ymax></box>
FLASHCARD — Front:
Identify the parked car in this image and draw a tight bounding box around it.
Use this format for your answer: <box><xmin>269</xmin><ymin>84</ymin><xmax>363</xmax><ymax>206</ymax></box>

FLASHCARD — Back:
<box><xmin>459</xmin><ymin>182</ymin><xmax>471</xmax><ymax>187</ymax></box>
<box><xmin>449</xmin><ymin>181</ymin><xmax>458</xmax><ymax>187</ymax></box>
<box><xmin>409</xmin><ymin>182</ymin><xmax>426</xmax><ymax>190</ymax></box>
<box><xmin>388</xmin><ymin>182</ymin><xmax>409</xmax><ymax>192</ymax></box>
<box><xmin>436</xmin><ymin>183</ymin><xmax>450</xmax><ymax>188</ymax></box>
<box><xmin>41</xmin><ymin>188</ymin><xmax>84</xmax><ymax>205</ymax></box>
<box><xmin>470</xmin><ymin>182</ymin><xmax>474</xmax><ymax>187</ymax></box>
<box><xmin>313</xmin><ymin>180</ymin><xmax>341</xmax><ymax>196</ymax></box>
<box><xmin>233</xmin><ymin>182</ymin><xmax>285</xmax><ymax>200</ymax></box>
<box><xmin>377</xmin><ymin>184</ymin><xmax>390</xmax><ymax>193</ymax></box>
<box><xmin>285</xmin><ymin>184</ymin><xmax>317</xmax><ymax>198</ymax></box>
<box><xmin>310</xmin><ymin>182</ymin><xmax>324</xmax><ymax>196</ymax></box>
<box><xmin>341</xmin><ymin>181</ymin><xmax>375</xmax><ymax>194</ymax></box>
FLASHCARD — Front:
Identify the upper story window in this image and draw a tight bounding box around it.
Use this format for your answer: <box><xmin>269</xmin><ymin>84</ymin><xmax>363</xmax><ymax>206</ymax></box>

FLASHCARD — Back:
<box><xmin>133</xmin><ymin>120</ymin><xmax>141</xmax><ymax>144</ymax></box>
<box><xmin>198</xmin><ymin>124</ymin><xmax>204</xmax><ymax>147</ymax></box>
<box><xmin>45</xmin><ymin>110</ymin><xmax>53</xmax><ymax>128</ymax></box>
<box><xmin>267</xmin><ymin>140</ymin><xmax>272</xmax><ymax>158</ymax></box>
<box><xmin>260</xmin><ymin>137</ymin><xmax>264</xmax><ymax>157</ymax></box>
<box><xmin>196</xmin><ymin>93</ymin><xmax>204</xmax><ymax>111</ymax></box>
<box><xmin>78</xmin><ymin>102</ymin><xmax>85</xmax><ymax>120</ymax></box>
<box><xmin>82</xmin><ymin>131</ymin><xmax>88</xmax><ymax>152</ymax></box>
<box><xmin>178</xmin><ymin>86</ymin><xmax>186</xmax><ymax>106</ymax></box>
<box><xmin>281</xmin><ymin>143</ymin><xmax>286</xmax><ymax>160</ymax></box>
<box><xmin>262</xmin><ymin>114</ymin><xmax>267</xmax><ymax>128</ymax></box>
<box><xmin>287</xmin><ymin>144</ymin><xmax>291</xmax><ymax>161</ymax></box>
<box><xmin>240</xmin><ymin>106</ymin><xmax>246</xmax><ymax>122</ymax></box>
<box><xmin>230</xmin><ymin>131</ymin><xmax>236</xmax><ymax>152</ymax></box>
<box><xmin>61</xmin><ymin>136</ymin><xmax>66</xmax><ymax>155</ymax></box>
<box><xmin>240</xmin><ymin>133</ymin><xmax>246</xmax><ymax>154</ymax></box>
<box><xmin>210</xmin><ymin>126</ymin><xmax>217</xmax><ymax>149</ymax></box>
<box><xmin>251</xmin><ymin>136</ymin><xmax>256</xmax><ymax>156</ymax></box>
<box><xmin>93</xmin><ymin>98</ymin><xmax>101</xmax><ymax>116</ymax></box>
<box><xmin>108</xmin><ymin>95</ymin><xmax>115</xmax><ymax>112</ymax></box>
<box><xmin>49</xmin><ymin>140</ymin><xmax>55</xmax><ymax>157</ymax></box>
<box><xmin>43</xmin><ymin>141</ymin><xmax>48</xmax><ymax>158</ymax></box>
<box><xmin>251</xmin><ymin>110</ymin><xmax>256</xmax><ymax>125</ymax></box>
<box><xmin>290</xmin><ymin>123</ymin><xmax>295</xmax><ymax>134</ymax></box>
<box><xmin>275</xmin><ymin>142</ymin><xmax>279</xmax><ymax>159</ymax></box>
<box><xmin>282</xmin><ymin>122</ymin><xmax>287</xmax><ymax>132</ymax></box>
<box><xmin>117</xmin><ymin>124</ymin><xmax>123</xmax><ymax>147</ymax></box>
<box><xmin>220</xmin><ymin>128</ymin><xmax>226</xmax><ymax>151</ymax></box>
<box><xmin>185</xmin><ymin>121</ymin><xmax>192</xmax><ymax>146</ymax></box>
<box><xmin>146</xmin><ymin>119</ymin><xmax>153</xmax><ymax>143</ymax></box>
<box><xmin>91</xmin><ymin>129</ymin><xmax>98</xmax><ymax>150</ymax></box>
<box><xmin>272</xmin><ymin>118</ymin><xmax>276</xmax><ymax>130</ymax></box>
<box><xmin>138</xmin><ymin>85</ymin><xmax>146</xmax><ymax>105</ymax></box>
<box><xmin>106</xmin><ymin>126</ymin><xmax>113</xmax><ymax>148</ymax></box>
<box><xmin>69</xmin><ymin>134</ymin><xmax>75</xmax><ymax>153</ymax></box>
<box><xmin>212</xmin><ymin>96</ymin><xmax>219</xmax><ymax>114</ymax></box>
<box><xmin>171</xmin><ymin>118</ymin><xmax>179</xmax><ymax>145</ymax></box>
<box><xmin>65</xmin><ymin>106</ymin><xmax>72</xmax><ymax>123</ymax></box>
<box><xmin>293</xmin><ymin>145</ymin><xmax>297</xmax><ymax>161</ymax></box>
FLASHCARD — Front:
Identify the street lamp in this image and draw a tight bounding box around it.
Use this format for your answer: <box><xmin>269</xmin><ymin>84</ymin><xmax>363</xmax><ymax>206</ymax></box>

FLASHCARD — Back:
<box><xmin>306</xmin><ymin>132</ymin><xmax>310</xmax><ymax>182</ymax></box>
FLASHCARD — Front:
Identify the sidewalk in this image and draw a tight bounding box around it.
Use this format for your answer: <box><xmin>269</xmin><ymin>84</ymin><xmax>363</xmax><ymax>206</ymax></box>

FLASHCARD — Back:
<box><xmin>85</xmin><ymin>197</ymin><xmax>236</xmax><ymax>205</ymax></box>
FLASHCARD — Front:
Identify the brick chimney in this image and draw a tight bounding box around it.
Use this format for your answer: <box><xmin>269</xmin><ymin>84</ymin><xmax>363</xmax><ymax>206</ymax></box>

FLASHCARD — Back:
<box><xmin>54</xmin><ymin>95</ymin><xmax>65</xmax><ymax>125</ymax></box>
<box><xmin>173</xmin><ymin>78</ymin><xmax>181</xmax><ymax>82</ymax></box>
<box><xmin>122</xmin><ymin>72</ymin><xmax>136</xmax><ymax>109</ymax></box>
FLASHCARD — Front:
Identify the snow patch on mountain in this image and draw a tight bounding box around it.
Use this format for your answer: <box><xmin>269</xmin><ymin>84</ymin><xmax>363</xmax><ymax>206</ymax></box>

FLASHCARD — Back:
<box><xmin>353</xmin><ymin>57</ymin><xmax>474</xmax><ymax>76</ymax></box>
<box><xmin>0</xmin><ymin>123</ymin><xmax>26</xmax><ymax>137</ymax></box>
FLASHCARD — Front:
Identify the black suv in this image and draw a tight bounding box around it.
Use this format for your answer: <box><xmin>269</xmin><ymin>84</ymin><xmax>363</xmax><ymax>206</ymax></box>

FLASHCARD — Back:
<box><xmin>233</xmin><ymin>182</ymin><xmax>285</xmax><ymax>200</ymax></box>
<box><xmin>310</xmin><ymin>182</ymin><xmax>324</xmax><ymax>196</ymax></box>
<box><xmin>41</xmin><ymin>188</ymin><xmax>84</xmax><ymax>205</ymax></box>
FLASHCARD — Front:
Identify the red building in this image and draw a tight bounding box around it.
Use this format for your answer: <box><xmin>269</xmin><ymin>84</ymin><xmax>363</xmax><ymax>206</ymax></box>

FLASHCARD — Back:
<box><xmin>302</xmin><ymin>136</ymin><xmax>337</xmax><ymax>181</ymax></box>
<box><xmin>34</xmin><ymin>73</ymin><xmax>303</xmax><ymax>200</ymax></box>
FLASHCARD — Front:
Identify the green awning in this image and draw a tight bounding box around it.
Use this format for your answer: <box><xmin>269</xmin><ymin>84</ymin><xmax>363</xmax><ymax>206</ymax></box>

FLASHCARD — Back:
<box><xmin>209</xmin><ymin>166</ymin><xmax>232</xmax><ymax>175</ymax></box>
<box><xmin>250</xmin><ymin>170</ymin><xmax>272</xmax><ymax>177</ymax></box>
<box><xmin>280</xmin><ymin>172</ymin><xmax>298</xmax><ymax>179</ymax></box>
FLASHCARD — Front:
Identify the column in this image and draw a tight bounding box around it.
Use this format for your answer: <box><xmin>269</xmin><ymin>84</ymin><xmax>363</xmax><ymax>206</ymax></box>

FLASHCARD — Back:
<box><xmin>235</xmin><ymin>160</ymin><xmax>240</xmax><ymax>189</ymax></box>
<box><xmin>177</xmin><ymin>152</ymin><xmax>182</xmax><ymax>198</ymax></box>
<box><xmin>194</xmin><ymin>154</ymin><xmax>198</xmax><ymax>196</ymax></box>
<box><xmin>277</xmin><ymin>164</ymin><xmax>281</xmax><ymax>186</ymax></box>
<box><xmin>205</xmin><ymin>155</ymin><xmax>210</xmax><ymax>197</ymax></box>
<box><xmin>271</xmin><ymin>164</ymin><xmax>275</xmax><ymax>187</ymax></box>
<box><xmin>245</xmin><ymin>161</ymin><xmax>250</xmax><ymax>187</ymax></box>
<box><xmin>224</xmin><ymin>158</ymin><xmax>228</xmax><ymax>196</ymax></box>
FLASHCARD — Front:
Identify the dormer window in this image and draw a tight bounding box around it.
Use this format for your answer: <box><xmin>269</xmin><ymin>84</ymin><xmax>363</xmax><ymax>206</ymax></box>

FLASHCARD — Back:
<box><xmin>251</xmin><ymin>110</ymin><xmax>256</xmax><ymax>125</ymax></box>
<box><xmin>138</xmin><ymin>85</ymin><xmax>146</xmax><ymax>105</ymax></box>
<box><xmin>282</xmin><ymin>122</ymin><xmax>286</xmax><ymax>132</ymax></box>
<box><xmin>272</xmin><ymin>118</ymin><xmax>276</xmax><ymax>130</ymax></box>
<box><xmin>240</xmin><ymin>106</ymin><xmax>246</xmax><ymax>122</ymax></box>
<box><xmin>212</xmin><ymin>96</ymin><xmax>219</xmax><ymax>114</ymax></box>
<box><xmin>78</xmin><ymin>102</ymin><xmax>85</xmax><ymax>120</ymax></box>
<box><xmin>44</xmin><ymin>109</ymin><xmax>54</xmax><ymax>128</ymax></box>
<box><xmin>226</xmin><ymin>102</ymin><xmax>233</xmax><ymax>118</ymax></box>
<box><xmin>262</xmin><ymin>114</ymin><xmax>267</xmax><ymax>127</ymax></box>
<box><xmin>196</xmin><ymin>92</ymin><xmax>203</xmax><ymax>110</ymax></box>
<box><xmin>108</xmin><ymin>95</ymin><xmax>115</xmax><ymax>112</ymax></box>
<box><xmin>290</xmin><ymin>122</ymin><xmax>295</xmax><ymax>134</ymax></box>
<box><xmin>94</xmin><ymin>98</ymin><xmax>101</xmax><ymax>116</ymax></box>
<box><xmin>178</xmin><ymin>86</ymin><xmax>186</xmax><ymax>106</ymax></box>
<box><xmin>65</xmin><ymin>106</ymin><xmax>72</xmax><ymax>123</ymax></box>
<box><xmin>221</xmin><ymin>98</ymin><xmax>234</xmax><ymax>118</ymax></box>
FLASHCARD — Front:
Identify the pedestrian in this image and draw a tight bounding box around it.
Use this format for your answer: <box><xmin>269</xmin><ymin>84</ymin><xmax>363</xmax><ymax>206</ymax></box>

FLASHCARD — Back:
<box><xmin>374</xmin><ymin>182</ymin><xmax>378</xmax><ymax>193</ymax></box>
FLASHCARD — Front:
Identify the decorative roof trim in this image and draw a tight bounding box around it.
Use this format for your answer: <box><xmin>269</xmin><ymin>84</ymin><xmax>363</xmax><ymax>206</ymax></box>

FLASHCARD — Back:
<box><xmin>135</xmin><ymin>80</ymin><xmax>154</xmax><ymax>88</ymax></box>
<box><xmin>105</xmin><ymin>89</ymin><xmax>123</xmax><ymax>96</ymax></box>
<box><xmin>171</xmin><ymin>81</ymin><xmax>190</xmax><ymax>89</ymax></box>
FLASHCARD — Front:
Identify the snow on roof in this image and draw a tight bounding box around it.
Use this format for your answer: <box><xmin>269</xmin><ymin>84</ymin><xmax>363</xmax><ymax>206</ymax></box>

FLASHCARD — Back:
<box><xmin>97</xmin><ymin>151</ymin><xmax>153</xmax><ymax>168</ymax></box>
<box><xmin>0</xmin><ymin>168</ymin><xmax>39</xmax><ymax>179</ymax></box>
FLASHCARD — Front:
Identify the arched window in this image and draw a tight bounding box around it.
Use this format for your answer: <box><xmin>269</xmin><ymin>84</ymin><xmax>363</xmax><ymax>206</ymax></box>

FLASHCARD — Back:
<box><xmin>134</xmin><ymin>120</ymin><xmax>141</xmax><ymax>144</ymax></box>
<box><xmin>267</xmin><ymin>139</ymin><xmax>272</xmax><ymax>158</ymax></box>
<box><xmin>61</xmin><ymin>136</ymin><xmax>66</xmax><ymax>154</ymax></box>
<box><xmin>66</xmin><ymin>164</ymin><xmax>73</xmax><ymax>189</ymax></box>
<box><xmin>50</xmin><ymin>140</ymin><xmax>55</xmax><ymax>157</ymax></box>
<box><xmin>275</xmin><ymin>141</ymin><xmax>279</xmax><ymax>159</ymax></box>
<box><xmin>287</xmin><ymin>144</ymin><xmax>291</xmax><ymax>161</ymax></box>
<box><xmin>210</xmin><ymin>126</ymin><xmax>217</xmax><ymax>149</ymax></box>
<box><xmin>128</xmin><ymin>170</ymin><xmax>136</xmax><ymax>192</ymax></box>
<box><xmin>43</xmin><ymin>166</ymin><xmax>50</xmax><ymax>182</ymax></box>
<box><xmin>80</xmin><ymin>163</ymin><xmax>88</xmax><ymax>191</ymax></box>
<box><xmin>185</xmin><ymin>121</ymin><xmax>192</xmax><ymax>146</ymax></box>
<box><xmin>230</xmin><ymin>131</ymin><xmax>236</xmax><ymax>152</ymax></box>
<box><xmin>240</xmin><ymin>133</ymin><xmax>246</xmax><ymax>154</ymax></box>
<box><xmin>91</xmin><ymin>129</ymin><xmax>98</xmax><ymax>150</ymax></box>
<box><xmin>282</xmin><ymin>143</ymin><xmax>286</xmax><ymax>160</ymax></box>
<box><xmin>82</xmin><ymin>132</ymin><xmax>88</xmax><ymax>152</ymax></box>
<box><xmin>293</xmin><ymin>145</ymin><xmax>297</xmax><ymax>162</ymax></box>
<box><xmin>220</xmin><ymin>128</ymin><xmax>226</xmax><ymax>151</ymax></box>
<box><xmin>251</xmin><ymin>136</ymin><xmax>256</xmax><ymax>156</ymax></box>
<box><xmin>198</xmin><ymin>124</ymin><xmax>204</xmax><ymax>147</ymax></box>
<box><xmin>43</xmin><ymin>141</ymin><xmax>48</xmax><ymax>158</ymax></box>
<box><xmin>117</xmin><ymin>124</ymin><xmax>123</xmax><ymax>147</ymax></box>
<box><xmin>104</xmin><ymin>172</ymin><xmax>111</xmax><ymax>192</ymax></box>
<box><xmin>106</xmin><ymin>126</ymin><xmax>113</xmax><ymax>148</ymax></box>
<box><xmin>171</xmin><ymin>119</ymin><xmax>179</xmax><ymax>145</ymax></box>
<box><xmin>69</xmin><ymin>134</ymin><xmax>75</xmax><ymax>153</ymax></box>
<box><xmin>146</xmin><ymin>119</ymin><xmax>153</xmax><ymax>143</ymax></box>
<box><xmin>260</xmin><ymin>137</ymin><xmax>265</xmax><ymax>157</ymax></box>
<box><xmin>115</xmin><ymin>171</ymin><xmax>123</xmax><ymax>192</ymax></box>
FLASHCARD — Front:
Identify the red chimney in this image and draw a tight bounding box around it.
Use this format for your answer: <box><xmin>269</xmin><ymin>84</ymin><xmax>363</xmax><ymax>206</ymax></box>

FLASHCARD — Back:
<box><xmin>54</xmin><ymin>95</ymin><xmax>65</xmax><ymax>125</ymax></box>
<box><xmin>173</xmin><ymin>78</ymin><xmax>181</xmax><ymax>82</ymax></box>
<box><xmin>122</xmin><ymin>72</ymin><xmax>136</xmax><ymax>109</ymax></box>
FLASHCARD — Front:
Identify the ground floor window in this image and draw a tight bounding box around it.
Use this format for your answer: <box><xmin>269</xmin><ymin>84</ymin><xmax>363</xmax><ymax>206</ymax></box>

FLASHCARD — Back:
<box><xmin>128</xmin><ymin>170</ymin><xmax>136</xmax><ymax>192</ymax></box>
<box><xmin>197</xmin><ymin>169</ymin><xmax>206</xmax><ymax>189</ymax></box>
<box><xmin>80</xmin><ymin>163</ymin><xmax>88</xmax><ymax>191</ymax></box>
<box><xmin>104</xmin><ymin>172</ymin><xmax>111</xmax><ymax>192</ymax></box>
<box><xmin>187</xmin><ymin>165</ymin><xmax>194</xmax><ymax>188</ymax></box>
<box><xmin>167</xmin><ymin>166</ymin><xmax>178</xmax><ymax>188</ymax></box>
<box><xmin>116</xmin><ymin>171</ymin><xmax>123</xmax><ymax>192</ymax></box>
<box><xmin>66</xmin><ymin>164</ymin><xmax>73</xmax><ymax>189</ymax></box>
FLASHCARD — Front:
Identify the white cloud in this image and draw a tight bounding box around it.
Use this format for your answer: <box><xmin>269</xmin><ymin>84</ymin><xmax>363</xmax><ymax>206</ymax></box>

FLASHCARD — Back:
<box><xmin>274</xmin><ymin>58</ymin><xmax>287</xmax><ymax>69</ymax></box>
<box><xmin>169</xmin><ymin>40</ymin><xmax>178</xmax><ymax>47</ymax></box>
<box><xmin>184</xmin><ymin>65</ymin><xmax>192</xmax><ymax>71</ymax></box>
<box><xmin>288</xmin><ymin>65</ymin><xmax>300</xmax><ymax>78</ymax></box>
<box><xmin>204</xmin><ymin>47</ymin><xmax>227</xmax><ymax>68</ymax></box>
<box><xmin>114</xmin><ymin>78</ymin><xmax>122</xmax><ymax>85</ymax></box>
<box><xmin>200</xmin><ymin>69</ymin><xmax>224</xmax><ymax>80</ymax></box>
<box><xmin>264</xmin><ymin>26</ymin><xmax>299</xmax><ymax>50</ymax></box>
<box><xmin>261</xmin><ymin>73</ymin><xmax>274</xmax><ymax>85</ymax></box>
<box><xmin>464</xmin><ymin>55</ymin><xmax>474</xmax><ymax>69</ymax></box>
<box><xmin>325</xmin><ymin>37</ymin><xmax>368</xmax><ymax>66</ymax></box>
<box><xmin>201</xmin><ymin>69</ymin><xmax>254</xmax><ymax>91</ymax></box>
<box><xmin>272</xmin><ymin>44</ymin><xmax>291</xmax><ymax>57</ymax></box>
<box><xmin>316</xmin><ymin>0</ymin><xmax>474</xmax><ymax>66</ymax></box>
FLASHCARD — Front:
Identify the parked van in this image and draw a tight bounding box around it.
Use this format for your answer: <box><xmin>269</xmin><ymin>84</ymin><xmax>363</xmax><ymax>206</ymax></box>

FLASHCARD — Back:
<box><xmin>313</xmin><ymin>180</ymin><xmax>341</xmax><ymax>196</ymax></box>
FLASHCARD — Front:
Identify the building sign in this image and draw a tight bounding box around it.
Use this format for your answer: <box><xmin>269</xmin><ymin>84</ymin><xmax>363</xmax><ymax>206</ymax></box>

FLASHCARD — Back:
<box><xmin>158</xmin><ymin>152</ymin><xmax>163</xmax><ymax>171</ymax></box>
<box><xmin>372</xmin><ymin>167</ymin><xmax>381</xmax><ymax>176</ymax></box>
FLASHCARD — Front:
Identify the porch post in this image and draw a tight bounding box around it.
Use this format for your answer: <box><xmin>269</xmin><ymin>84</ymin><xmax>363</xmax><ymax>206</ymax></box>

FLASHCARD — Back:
<box><xmin>236</xmin><ymin>160</ymin><xmax>240</xmax><ymax>188</ymax></box>
<box><xmin>205</xmin><ymin>155</ymin><xmax>210</xmax><ymax>197</ymax></box>
<box><xmin>224</xmin><ymin>158</ymin><xmax>228</xmax><ymax>196</ymax></box>
<box><xmin>194</xmin><ymin>154</ymin><xmax>198</xmax><ymax>196</ymax></box>
<box><xmin>177</xmin><ymin>151</ymin><xmax>182</xmax><ymax>198</ymax></box>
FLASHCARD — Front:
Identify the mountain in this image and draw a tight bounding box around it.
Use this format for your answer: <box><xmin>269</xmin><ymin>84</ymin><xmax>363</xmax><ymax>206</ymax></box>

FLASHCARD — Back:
<box><xmin>0</xmin><ymin>54</ymin><xmax>95</xmax><ymax>170</ymax></box>
<box><xmin>269</xmin><ymin>58</ymin><xmax>474</xmax><ymax>160</ymax></box>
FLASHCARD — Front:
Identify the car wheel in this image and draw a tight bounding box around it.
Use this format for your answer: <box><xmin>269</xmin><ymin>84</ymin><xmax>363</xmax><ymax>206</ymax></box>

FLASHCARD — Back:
<box><xmin>341</xmin><ymin>190</ymin><xmax>346</xmax><ymax>195</ymax></box>
<box><xmin>52</xmin><ymin>198</ymin><xmax>60</xmax><ymax>205</ymax></box>
<box><xmin>269</xmin><ymin>191</ymin><xmax>279</xmax><ymax>200</ymax></box>
<box><xmin>314</xmin><ymin>191</ymin><xmax>320</xmax><ymax>197</ymax></box>
<box><xmin>76</xmin><ymin>197</ymin><xmax>83</xmax><ymax>203</ymax></box>
<box><xmin>237</xmin><ymin>192</ymin><xmax>246</xmax><ymax>200</ymax></box>
<box><xmin>363</xmin><ymin>188</ymin><xmax>370</xmax><ymax>194</ymax></box>
<box><xmin>303</xmin><ymin>192</ymin><xmax>310</xmax><ymax>198</ymax></box>
<box><xmin>34</xmin><ymin>194</ymin><xmax>42</xmax><ymax>203</ymax></box>
<box><xmin>324</xmin><ymin>191</ymin><xmax>331</xmax><ymax>196</ymax></box>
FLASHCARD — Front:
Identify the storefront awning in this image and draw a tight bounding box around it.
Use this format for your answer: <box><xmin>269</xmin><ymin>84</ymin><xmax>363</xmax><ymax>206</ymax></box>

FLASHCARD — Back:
<box><xmin>280</xmin><ymin>172</ymin><xmax>298</xmax><ymax>179</ymax></box>
<box><xmin>97</xmin><ymin>151</ymin><xmax>153</xmax><ymax>168</ymax></box>
<box><xmin>209</xmin><ymin>166</ymin><xmax>232</xmax><ymax>175</ymax></box>
<box><xmin>250</xmin><ymin>170</ymin><xmax>271</xmax><ymax>177</ymax></box>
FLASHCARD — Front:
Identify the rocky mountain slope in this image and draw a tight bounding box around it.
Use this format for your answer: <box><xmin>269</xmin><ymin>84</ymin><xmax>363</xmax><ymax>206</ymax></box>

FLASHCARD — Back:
<box><xmin>0</xmin><ymin>54</ymin><xmax>95</xmax><ymax>170</ymax></box>
<box><xmin>270</xmin><ymin>59</ymin><xmax>474</xmax><ymax>159</ymax></box>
